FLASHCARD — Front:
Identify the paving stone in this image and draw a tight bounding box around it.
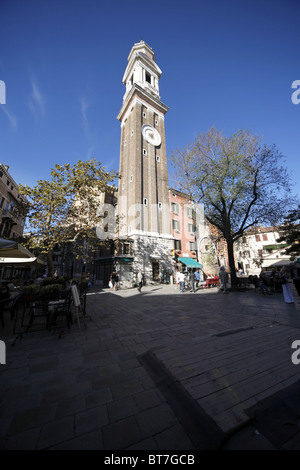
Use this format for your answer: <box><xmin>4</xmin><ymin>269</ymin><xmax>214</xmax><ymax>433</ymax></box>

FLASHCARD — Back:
<box><xmin>133</xmin><ymin>389</ymin><xmax>164</xmax><ymax>412</ymax></box>
<box><xmin>85</xmin><ymin>387</ymin><xmax>113</xmax><ymax>408</ymax></box>
<box><xmin>107</xmin><ymin>395</ymin><xmax>139</xmax><ymax>422</ymax></box>
<box><xmin>154</xmin><ymin>424</ymin><xmax>195</xmax><ymax>450</ymax></box>
<box><xmin>50</xmin><ymin>429</ymin><xmax>104</xmax><ymax>450</ymax></box>
<box><xmin>102</xmin><ymin>416</ymin><xmax>142</xmax><ymax>449</ymax></box>
<box><xmin>75</xmin><ymin>405</ymin><xmax>109</xmax><ymax>435</ymax></box>
<box><xmin>8</xmin><ymin>404</ymin><xmax>57</xmax><ymax>436</ymax></box>
<box><xmin>56</xmin><ymin>393</ymin><xmax>86</xmax><ymax>419</ymax></box>
<box><xmin>3</xmin><ymin>426</ymin><xmax>41</xmax><ymax>450</ymax></box>
<box><xmin>135</xmin><ymin>403</ymin><xmax>178</xmax><ymax>437</ymax></box>
<box><xmin>37</xmin><ymin>415</ymin><xmax>75</xmax><ymax>449</ymax></box>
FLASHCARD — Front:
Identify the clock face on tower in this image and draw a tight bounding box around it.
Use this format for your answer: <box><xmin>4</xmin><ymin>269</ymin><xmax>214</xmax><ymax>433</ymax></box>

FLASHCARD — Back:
<box><xmin>142</xmin><ymin>124</ymin><xmax>161</xmax><ymax>147</ymax></box>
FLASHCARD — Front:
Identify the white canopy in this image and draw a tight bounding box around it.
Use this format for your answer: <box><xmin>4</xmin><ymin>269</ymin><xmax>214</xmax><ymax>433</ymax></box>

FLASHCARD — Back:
<box><xmin>0</xmin><ymin>238</ymin><xmax>35</xmax><ymax>259</ymax></box>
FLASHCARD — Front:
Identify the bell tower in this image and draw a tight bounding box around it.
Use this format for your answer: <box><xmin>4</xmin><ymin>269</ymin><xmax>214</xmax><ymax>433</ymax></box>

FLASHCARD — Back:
<box><xmin>117</xmin><ymin>40</ymin><xmax>173</xmax><ymax>281</ymax></box>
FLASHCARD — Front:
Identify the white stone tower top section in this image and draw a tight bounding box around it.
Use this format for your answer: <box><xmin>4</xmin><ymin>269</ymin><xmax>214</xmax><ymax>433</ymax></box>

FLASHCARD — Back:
<box><xmin>122</xmin><ymin>40</ymin><xmax>162</xmax><ymax>101</ymax></box>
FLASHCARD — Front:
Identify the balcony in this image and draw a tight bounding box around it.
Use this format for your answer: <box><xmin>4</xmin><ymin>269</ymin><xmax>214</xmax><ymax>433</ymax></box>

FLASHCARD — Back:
<box><xmin>1</xmin><ymin>209</ymin><xmax>18</xmax><ymax>225</ymax></box>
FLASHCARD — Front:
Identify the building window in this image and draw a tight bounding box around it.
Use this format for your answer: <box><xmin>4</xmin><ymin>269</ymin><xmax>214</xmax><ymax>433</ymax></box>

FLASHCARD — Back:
<box><xmin>262</xmin><ymin>234</ymin><xmax>268</xmax><ymax>241</ymax></box>
<box><xmin>143</xmin><ymin>112</ymin><xmax>146</xmax><ymax>118</ymax></box>
<box><xmin>172</xmin><ymin>219</ymin><xmax>180</xmax><ymax>231</ymax></box>
<box><xmin>143</xmin><ymin>149</ymin><xmax>147</xmax><ymax>156</ymax></box>
<box><xmin>174</xmin><ymin>239</ymin><xmax>181</xmax><ymax>250</ymax></box>
<box><xmin>156</xmin><ymin>155</ymin><xmax>160</xmax><ymax>162</ymax></box>
<box><xmin>0</xmin><ymin>197</ymin><xmax>4</xmax><ymax>209</ymax></box>
<box><xmin>146</xmin><ymin>71</ymin><xmax>151</xmax><ymax>84</ymax></box>
<box><xmin>130</xmin><ymin>175</ymin><xmax>133</xmax><ymax>182</ymax></box>
<box><xmin>158</xmin><ymin>202</ymin><xmax>162</xmax><ymax>210</ymax></box>
<box><xmin>171</xmin><ymin>202</ymin><xmax>179</xmax><ymax>214</ymax></box>
<box><xmin>189</xmin><ymin>241</ymin><xmax>196</xmax><ymax>251</ymax></box>
<box><xmin>155</xmin><ymin>119</ymin><xmax>158</xmax><ymax>126</ymax></box>
<box><xmin>143</xmin><ymin>198</ymin><xmax>148</xmax><ymax>206</ymax></box>
<box><xmin>131</xmin><ymin>130</ymin><xmax>134</xmax><ymax>136</ymax></box>
<box><xmin>123</xmin><ymin>242</ymin><xmax>131</xmax><ymax>255</ymax></box>
<box><xmin>187</xmin><ymin>207</ymin><xmax>193</xmax><ymax>218</ymax></box>
<box><xmin>188</xmin><ymin>223</ymin><xmax>196</xmax><ymax>233</ymax></box>
<box><xmin>255</xmin><ymin>235</ymin><xmax>261</xmax><ymax>242</ymax></box>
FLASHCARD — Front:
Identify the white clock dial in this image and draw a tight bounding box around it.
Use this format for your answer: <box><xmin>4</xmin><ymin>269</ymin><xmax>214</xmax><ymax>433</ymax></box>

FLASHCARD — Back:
<box><xmin>142</xmin><ymin>124</ymin><xmax>161</xmax><ymax>147</ymax></box>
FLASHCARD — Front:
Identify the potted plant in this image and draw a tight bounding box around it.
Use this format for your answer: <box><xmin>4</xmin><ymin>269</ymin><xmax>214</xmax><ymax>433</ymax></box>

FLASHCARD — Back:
<box><xmin>39</xmin><ymin>284</ymin><xmax>63</xmax><ymax>301</ymax></box>
<box><xmin>20</xmin><ymin>284</ymin><xmax>40</xmax><ymax>302</ymax></box>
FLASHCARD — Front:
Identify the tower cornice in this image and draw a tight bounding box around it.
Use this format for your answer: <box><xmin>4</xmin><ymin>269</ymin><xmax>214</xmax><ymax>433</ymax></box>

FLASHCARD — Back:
<box><xmin>117</xmin><ymin>83</ymin><xmax>169</xmax><ymax>122</ymax></box>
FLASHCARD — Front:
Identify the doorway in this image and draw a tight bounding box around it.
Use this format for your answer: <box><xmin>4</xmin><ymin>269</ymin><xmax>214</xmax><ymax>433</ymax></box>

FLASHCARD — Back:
<box><xmin>152</xmin><ymin>261</ymin><xmax>160</xmax><ymax>282</ymax></box>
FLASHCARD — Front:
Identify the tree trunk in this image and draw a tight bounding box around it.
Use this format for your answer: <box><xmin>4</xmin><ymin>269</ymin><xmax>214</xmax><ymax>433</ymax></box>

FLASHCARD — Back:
<box><xmin>226</xmin><ymin>237</ymin><xmax>237</xmax><ymax>289</ymax></box>
<box><xmin>47</xmin><ymin>251</ymin><xmax>54</xmax><ymax>278</ymax></box>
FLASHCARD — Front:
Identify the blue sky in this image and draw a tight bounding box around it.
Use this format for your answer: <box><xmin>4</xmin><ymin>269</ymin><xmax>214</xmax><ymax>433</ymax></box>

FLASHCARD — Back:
<box><xmin>0</xmin><ymin>0</ymin><xmax>300</xmax><ymax>198</ymax></box>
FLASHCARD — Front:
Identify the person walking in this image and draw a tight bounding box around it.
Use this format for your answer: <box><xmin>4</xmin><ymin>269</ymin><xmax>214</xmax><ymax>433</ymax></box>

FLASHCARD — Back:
<box><xmin>279</xmin><ymin>267</ymin><xmax>294</xmax><ymax>304</ymax></box>
<box><xmin>189</xmin><ymin>270</ymin><xmax>196</xmax><ymax>293</ymax></box>
<box><xmin>219</xmin><ymin>266</ymin><xmax>229</xmax><ymax>293</ymax></box>
<box><xmin>175</xmin><ymin>269</ymin><xmax>180</xmax><ymax>290</ymax></box>
<box><xmin>178</xmin><ymin>271</ymin><xmax>185</xmax><ymax>292</ymax></box>
<box><xmin>194</xmin><ymin>270</ymin><xmax>200</xmax><ymax>289</ymax></box>
<box><xmin>137</xmin><ymin>269</ymin><xmax>143</xmax><ymax>293</ymax></box>
<box><xmin>110</xmin><ymin>270</ymin><xmax>118</xmax><ymax>291</ymax></box>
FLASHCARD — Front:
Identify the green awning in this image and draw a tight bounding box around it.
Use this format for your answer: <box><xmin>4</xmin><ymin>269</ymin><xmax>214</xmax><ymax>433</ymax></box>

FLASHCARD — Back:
<box><xmin>94</xmin><ymin>257</ymin><xmax>114</xmax><ymax>264</ymax></box>
<box><xmin>264</xmin><ymin>244</ymin><xmax>288</xmax><ymax>250</ymax></box>
<box><xmin>178</xmin><ymin>257</ymin><xmax>203</xmax><ymax>268</ymax></box>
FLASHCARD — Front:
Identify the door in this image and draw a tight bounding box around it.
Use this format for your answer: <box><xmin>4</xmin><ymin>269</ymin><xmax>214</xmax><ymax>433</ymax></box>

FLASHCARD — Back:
<box><xmin>152</xmin><ymin>261</ymin><xmax>160</xmax><ymax>282</ymax></box>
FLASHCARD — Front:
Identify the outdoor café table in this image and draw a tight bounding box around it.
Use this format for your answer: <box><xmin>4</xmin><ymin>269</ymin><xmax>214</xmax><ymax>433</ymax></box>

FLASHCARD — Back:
<box><xmin>11</xmin><ymin>298</ymin><xmax>70</xmax><ymax>335</ymax></box>
<box><xmin>26</xmin><ymin>299</ymin><xmax>71</xmax><ymax>332</ymax></box>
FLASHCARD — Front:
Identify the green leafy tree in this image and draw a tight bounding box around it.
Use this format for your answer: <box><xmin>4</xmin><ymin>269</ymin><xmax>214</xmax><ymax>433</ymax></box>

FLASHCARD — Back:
<box><xmin>277</xmin><ymin>205</ymin><xmax>300</xmax><ymax>259</ymax></box>
<box><xmin>170</xmin><ymin>127</ymin><xmax>297</xmax><ymax>287</ymax></box>
<box><xmin>18</xmin><ymin>159</ymin><xmax>118</xmax><ymax>276</ymax></box>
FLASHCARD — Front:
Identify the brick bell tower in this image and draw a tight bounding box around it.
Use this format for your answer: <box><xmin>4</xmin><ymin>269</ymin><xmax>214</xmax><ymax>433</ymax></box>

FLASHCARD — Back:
<box><xmin>117</xmin><ymin>40</ymin><xmax>173</xmax><ymax>283</ymax></box>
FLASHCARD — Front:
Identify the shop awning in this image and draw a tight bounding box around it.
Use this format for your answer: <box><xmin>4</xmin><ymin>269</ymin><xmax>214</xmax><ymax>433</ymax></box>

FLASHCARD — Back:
<box><xmin>94</xmin><ymin>257</ymin><xmax>114</xmax><ymax>264</ymax></box>
<box><xmin>261</xmin><ymin>259</ymin><xmax>292</xmax><ymax>268</ymax></box>
<box><xmin>178</xmin><ymin>257</ymin><xmax>203</xmax><ymax>268</ymax></box>
<box><xmin>0</xmin><ymin>238</ymin><xmax>36</xmax><ymax>259</ymax></box>
<box><xmin>0</xmin><ymin>257</ymin><xmax>36</xmax><ymax>264</ymax></box>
